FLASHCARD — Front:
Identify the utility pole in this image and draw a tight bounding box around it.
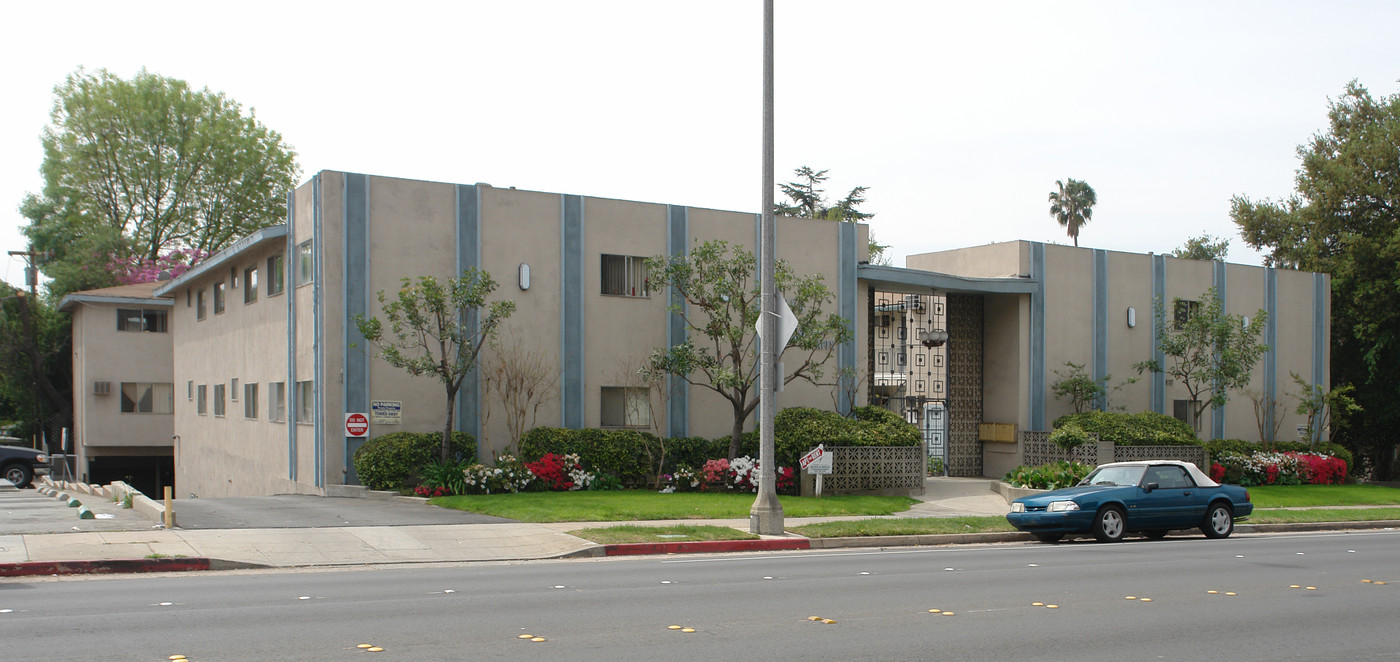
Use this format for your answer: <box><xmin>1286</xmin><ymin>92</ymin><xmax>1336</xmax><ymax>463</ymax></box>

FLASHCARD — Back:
<box><xmin>750</xmin><ymin>0</ymin><xmax>784</xmax><ymax>535</ymax></box>
<box><xmin>7</xmin><ymin>249</ymin><xmax>39</xmax><ymax>298</ymax></box>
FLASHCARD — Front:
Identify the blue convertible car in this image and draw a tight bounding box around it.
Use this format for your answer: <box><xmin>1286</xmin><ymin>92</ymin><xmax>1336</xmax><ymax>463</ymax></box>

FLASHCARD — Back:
<box><xmin>1006</xmin><ymin>460</ymin><xmax>1253</xmax><ymax>543</ymax></box>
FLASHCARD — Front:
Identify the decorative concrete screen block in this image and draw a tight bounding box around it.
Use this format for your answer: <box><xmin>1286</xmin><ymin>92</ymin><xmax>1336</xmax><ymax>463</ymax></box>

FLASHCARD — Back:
<box><xmin>1019</xmin><ymin>430</ymin><xmax>1209</xmax><ymax>472</ymax></box>
<box><xmin>1019</xmin><ymin>430</ymin><xmax>1098</xmax><ymax>466</ymax></box>
<box><xmin>801</xmin><ymin>445</ymin><xmax>925</xmax><ymax>497</ymax></box>
<box><xmin>1113</xmin><ymin>445</ymin><xmax>1209</xmax><ymax>470</ymax></box>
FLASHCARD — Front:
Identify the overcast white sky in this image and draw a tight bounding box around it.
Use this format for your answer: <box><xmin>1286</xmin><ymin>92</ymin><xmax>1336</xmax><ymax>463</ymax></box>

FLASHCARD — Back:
<box><xmin>3</xmin><ymin>1</ymin><xmax>1398</xmax><ymax>290</ymax></box>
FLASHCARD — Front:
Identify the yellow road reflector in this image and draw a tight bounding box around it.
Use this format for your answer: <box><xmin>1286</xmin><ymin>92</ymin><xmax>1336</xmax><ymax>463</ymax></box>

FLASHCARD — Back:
<box><xmin>668</xmin><ymin>625</ymin><xmax>682</xmax><ymax>630</ymax></box>
<box><xmin>1290</xmin><ymin>585</ymin><xmax>1301</xmax><ymax>589</ymax></box>
<box><xmin>1139</xmin><ymin>598</ymin><xmax>1152</xmax><ymax>602</ymax></box>
<box><xmin>821</xmin><ymin>620</ymin><xmax>836</xmax><ymax>625</ymax></box>
<box><xmin>1206</xmin><ymin>590</ymin><xmax>1218</xmax><ymax>594</ymax></box>
<box><xmin>1362</xmin><ymin>579</ymin><xmax>1372</xmax><ymax>583</ymax></box>
<box><xmin>928</xmin><ymin>609</ymin><xmax>942</xmax><ymax>613</ymax></box>
<box><xmin>531</xmin><ymin>637</ymin><xmax>546</xmax><ymax>642</ymax></box>
<box><xmin>1306</xmin><ymin>586</ymin><xmax>1317</xmax><ymax>590</ymax></box>
<box><xmin>1376</xmin><ymin>582</ymin><xmax>1388</xmax><ymax>585</ymax></box>
<box><xmin>368</xmin><ymin>647</ymin><xmax>384</xmax><ymax>652</ymax></box>
<box><xmin>682</xmin><ymin>628</ymin><xmax>696</xmax><ymax>633</ymax></box>
<box><xmin>1044</xmin><ymin>606</ymin><xmax>1057</xmax><ymax>610</ymax></box>
<box><xmin>1125</xmin><ymin>596</ymin><xmax>1136</xmax><ymax>600</ymax></box>
<box><xmin>808</xmin><ymin>616</ymin><xmax>822</xmax><ymax>621</ymax></box>
<box><xmin>943</xmin><ymin>611</ymin><xmax>956</xmax><ymax>615</ymax></box>
<box><xmin>1225</xmin><ymin>592</ymin><xmax>1237</xmax><ymax>596</ymax></box>
<box><xmin>1031</xmin><ymin>603</ymin><xmax>1043</xmax><ymax>607</ymax></box>
<box><xmin>169</xmin><ymin>656</ymin><xmax>187</xmax><ymax>660</ymax></box>
<box><xmin>518</xmin><ymin>635</ymin><xmax>534</xmax><ymax>639</ymax></box>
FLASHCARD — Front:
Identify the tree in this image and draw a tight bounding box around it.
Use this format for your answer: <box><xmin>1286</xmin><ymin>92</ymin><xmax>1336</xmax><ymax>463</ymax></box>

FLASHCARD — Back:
<box><xmin>644</xmin><ymin>239</ymin><xmax>853</xmax><ymax>458</ymax></box>
<box><xmin>1047</xmin><ymin>178</ymin><xmax>1097</xmax><ymax>247</ymax></box>
<box><xmin>1230</xmin><ymin>80</ymin><xmax>1399</xmax><ymax>477</ymax></box>
<box><xmin>0</xmin><ymin>287</ymin><xmax>72</xmax><ymax>446</ymax></box>
<box><xmin>1134</xmin><ymin>287</ymin><xmax>1269</xmax><ymax>436</ymax></box>
<box><xmin>1050</xmin><ymin>362</ymin><xmax>1135</xmax><ymax>413</ymax></box>
<box><xmin>354</xmin><ymin>269</ymin><xmax>516</xmax><ymax>464</ymax></box>
<box><xmin>480</xmin><ymin>332</ymin><xmax>559</xmax><ymax>456</ymax></box>
<box><xmin>21</xmin><ymin>68</ymin><xmax>300</xmax><ymax>299</ymax></box>
<box><xmin>1171</xmin><ymin>233</ymin><xmax>1230</xmax><ymax>261</ymax></box>
<box><xmin>1289</xmin><ymin>373</ymin><xmax>1361</xmax><ymax>451</ymax></box>
<box><xmin>774</xmin><ymin>166</ymin><xmax>889</xmax><ymax>265</ymax></box>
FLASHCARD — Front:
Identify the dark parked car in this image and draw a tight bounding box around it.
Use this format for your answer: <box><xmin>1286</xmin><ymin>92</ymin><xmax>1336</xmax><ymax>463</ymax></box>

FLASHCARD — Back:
<box><xmin>0</xmin><ymin>444</ymin><xmax>49</xmax><ymax>488</ymax></box>
<box><xmin>1006</xmin><ymin>460</ymin><xmax>1253</xmax><ymax>543</ymax></box>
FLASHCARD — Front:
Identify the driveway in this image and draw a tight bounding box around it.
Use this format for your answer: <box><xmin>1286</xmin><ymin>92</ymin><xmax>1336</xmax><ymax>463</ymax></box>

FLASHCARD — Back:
<box><xmin>169</xmin><ymin>495</ymin><xmax>514</xmax><ymax>529</ymax></box>
<box><xmin>0</xmin><ymin>485</ymin><xmax>154</xmax><ymax>535</ymax></box>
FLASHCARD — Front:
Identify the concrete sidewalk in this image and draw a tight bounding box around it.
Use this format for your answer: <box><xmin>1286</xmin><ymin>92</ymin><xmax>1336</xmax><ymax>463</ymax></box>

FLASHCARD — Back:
<box><xmin>0</xmin><ymin>476</ymin><xmax>1016</xmax><ymax>575</ymax></box>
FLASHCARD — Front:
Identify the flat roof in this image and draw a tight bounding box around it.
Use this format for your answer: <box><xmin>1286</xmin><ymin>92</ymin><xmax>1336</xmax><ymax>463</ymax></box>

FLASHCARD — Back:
<box><xmin>153</xmin><ymin>225</ymin><xmax>288</xmax><ymax>298</ymax></box>
<box><xmin>857</xmin><ymin>264</ymin><xmax>1038</xmax><ymax>296</ymax></box>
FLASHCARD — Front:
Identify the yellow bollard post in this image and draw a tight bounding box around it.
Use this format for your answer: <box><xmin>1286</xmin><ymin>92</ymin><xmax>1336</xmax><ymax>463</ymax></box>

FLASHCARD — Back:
<box><xmin>164</xmin><ymin>486</ymin><xmax>174</xmax><ymax>528</ymax></box>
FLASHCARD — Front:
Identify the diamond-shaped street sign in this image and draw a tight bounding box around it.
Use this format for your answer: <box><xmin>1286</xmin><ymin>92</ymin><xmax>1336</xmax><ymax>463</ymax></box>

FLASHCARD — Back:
<box><xmin>755</xmin><ymin>293</ymin><xmax>800</xmax><ymax>351</ymax></box>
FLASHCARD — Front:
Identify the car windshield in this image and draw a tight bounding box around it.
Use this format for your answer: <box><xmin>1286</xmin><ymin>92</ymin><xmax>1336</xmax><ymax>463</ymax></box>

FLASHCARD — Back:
<box><xmin>1080</xmin><ymin>466</ymin><xmax>1146</xmax><ymax>487</ymax></box>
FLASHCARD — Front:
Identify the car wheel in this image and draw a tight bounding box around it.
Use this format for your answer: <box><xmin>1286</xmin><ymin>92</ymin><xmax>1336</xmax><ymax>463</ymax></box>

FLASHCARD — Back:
<box><xmin>3</xmin><ymin>463</ymin><xmax>33</xmax><ymax>489</ymax></box>
<box><xmin>1143</xmin><ymin>529</ymin><xmax>1169</xmax><ymax>540</ymax></box>
<box><xmin>1201</xmin><ymin>502</ymin><xmax>1234</xmax><ymax>539</ymax></box>
<box><xmin>1034</xmin><ymin>533</ymin><xmax>1063</xmax><ymax>543</ymax></box>
<box><xmin>1092</xmin><ymin>505</ymin><xmax>1126</xmax><ymax>543</ymax></box>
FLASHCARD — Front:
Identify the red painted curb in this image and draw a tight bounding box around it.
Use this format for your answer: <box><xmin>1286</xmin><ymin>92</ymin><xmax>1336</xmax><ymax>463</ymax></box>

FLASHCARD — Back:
<box><xmin>604</xmin><ymin>539</ymin><xmax>810</xmax><ymax>556</ymax></box>
<box><xmin>0</xmin><ymin>558</ymin><xmax>213</xmax><ymax>577</ymax></box>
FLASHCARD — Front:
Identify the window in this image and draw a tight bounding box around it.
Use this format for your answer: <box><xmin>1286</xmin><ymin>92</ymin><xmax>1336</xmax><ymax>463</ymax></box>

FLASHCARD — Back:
<box><xmin>186</xmin><ymin>290</ymin><xmax>191</xmax><ymax>307</ymax></box>
<box><xmin>1173</xmin><ymin>300</ymin><xmax>1199</xmax><ymax>330</ymax></box>
<box><xmin>231</xmin><ymin>378</ymin><xmax>239</xmax><ymax>401</ymax></box>
<box><xmin>269</xmin><ymin>381</ymin><xmax>286</xmax><ymax>422</ymax></box>
<box><xmin>600</xmin><ymin>386</ymin><xmax>650</xmax><ymax>427</ymax></box>
<box><xmin>187</xmin><ymin>380</ymin><xmax>194</xmax><ymax>400</ymax></box>
<box><xmin>120</xmin><ymin>383</ymin><xmax>173</xmax><ymax>414</ymax></box>
<box><xmin>214</xmin><ymin>383</ymin><xmax>226</xmax><ymax>417</ymax></box>
<box><xmin>1173</xmin><ymin>399</ymin><xmax>1198</xmax><ymax>429</ymax></box>
<box><xmin>117</xmin><ymin>308</ymin><xmax>168</xmax><ymax>333</ymax></box>
<box><xmin>296</xmin><ymin>240</ymin><xmax>314</xmax><ymax>286</ymax></box>
<box><xmin>213</xmin><ymin>281</ymin><xmax>226</xmax><ymax>314</ymax></box>
<box><xmin>196</xmin><ymin>290</ymin><xmax>207</xmax><ymax>321</ymax></box>
<box><xmin>296</xmin><ymin>380</ymin><xmax>314</xmax><ymax>423</ymax></box>
<box><xmin>267</xmin><ymin>254</ymin><xmax>285</xmax><ymax>296</ymax></box>
<box><xmin>230</xmin><ymin>266</ymin><xmax>239</xmax><ymax>289</ymax></box>
<box><xmin>601</xmin><ymin>254</ymin><xmax>648</xmax><ymax>297</ymax></box>
<box><xmin>1144</xmin><ymin>465</ymin><xmax>1193</xmax><ymax>489</ymax></box>
<box><xmin>244</xmin><ymin>266</ymin><xmax>259</xmax><ymax>304</ymax></box>
<box><xmin>244</xmin><ymin>383</ymin><xmax>259</xmax><ymax>419</ymax></box>
<box><xmin>197</xmin><ymin>385</ymin><xmax>208</xmax><ymax>415</ymax></box>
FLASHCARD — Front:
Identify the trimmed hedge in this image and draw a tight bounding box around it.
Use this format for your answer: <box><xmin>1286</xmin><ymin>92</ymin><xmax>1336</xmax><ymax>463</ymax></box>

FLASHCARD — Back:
<box><xmin>352</xmin><ymin>431</ymin><xmax>476</xmax><ymax>491</ymax></box>
<box><xmin>519</xmin><ymin>405</ymin><xmax>920</xmax><ymax>484</ymax></box>
<box><xmin>1051</xmin><ymin>411</ymin><xmax>1199</xmax><ymax>446</ymax></box>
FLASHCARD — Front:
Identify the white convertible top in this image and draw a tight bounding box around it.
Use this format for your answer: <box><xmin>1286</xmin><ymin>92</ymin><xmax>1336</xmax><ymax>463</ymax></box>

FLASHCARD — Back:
<box><xmin>1095</xmin><ymin>460</ymin><xmax>1218</xmax><ymax>487</ymax></box>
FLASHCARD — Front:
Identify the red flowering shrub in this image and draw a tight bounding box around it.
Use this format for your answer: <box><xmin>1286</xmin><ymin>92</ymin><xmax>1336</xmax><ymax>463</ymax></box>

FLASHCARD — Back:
<box><xmin>526</xmin><ymin>453</ymin><xmax>575</xmax><ymax>491</ymax></box>
<box><xmin>1209</xmin><ymin>463</ymin><xmax>1226</xmax><ymax>483</ymax></box>
<box><xmin>700</xmin><ymin>459</ymin><xmax>731</xmax><ymax>491</ymax></box>
<box><xmin>776</xmin><ymin>466</ymin><xmax>795</xmax><ymax>493</ymax></box>
<box><xmin>1291</xmin><ymin>452</ymin><xmax>1347</xmax><ymax>485</ymax></box>
<box><xmin>414</xmin><ymin>486</ymin><xmax>451</xmax><ymax>498</ymax></box>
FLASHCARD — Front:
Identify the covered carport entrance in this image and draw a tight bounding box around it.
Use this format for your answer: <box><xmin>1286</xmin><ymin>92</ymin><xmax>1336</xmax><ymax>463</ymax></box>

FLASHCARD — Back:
<box><xmin>858</xmin><ymin>265</ymin><xmax>1038</xmax><ymax>477</ymax></box>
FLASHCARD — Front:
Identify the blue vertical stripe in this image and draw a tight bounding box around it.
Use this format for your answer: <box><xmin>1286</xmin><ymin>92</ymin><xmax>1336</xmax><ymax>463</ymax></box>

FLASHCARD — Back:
<box><xmin>343</xmin><ymin>173</ymin><xmax>370</xmax><ymax>483</ymax></box>
<box><xmin>456</xmin><ymin>184</ymin><xmax>482</xmax><ymax>444</ymax></box>
<box><xmin>666</xmin><ymin>205</ymin><xmax>689</xmax><ymax>438</ymax></box>
<box><xmin>560</xmin><ymin>195</ymin><xmax>585</xmax><ymax>429</ymax></box>
<box><xmin>1212</xmin><ymin>260</ymin><xmax>1227</xmax><ymax>440</ymax></box>
<box><xmin>1313</xmin><ymin>273</ymin><xmax>1326</xmax><ymax>440</ymax></box>
<box><xmin>1264</xmin><ymin>268</ymin><xmax>1278</xmax><ymax>442</ymax></box>
<box><xmin>837</xmin><ymin>223</ymin><xmax>858</xmax><ymax>415</ymax></box>
<box><xmin>1092</xmin><ymin>249</ymin><xmax>1108</xmax><ymax>411</ymax></box>
<box><xmin>1030</xmin><ymin>242</ymin><xmax>1046</xmax><ymax>430</ymax></box>
<box><xmin>313</xmin><ymin>175</ymin><xmax>325</xmax><ymax>487</ymax></box>
<box><xmin>286</xmin><ymin>189</ymin><xmax>298</xmax><ymax>481</ymax></box>
<box><xmin>1150</xmin><ymin>255</ymin><xmax>1166</xmax><ymax>414</ymax></box>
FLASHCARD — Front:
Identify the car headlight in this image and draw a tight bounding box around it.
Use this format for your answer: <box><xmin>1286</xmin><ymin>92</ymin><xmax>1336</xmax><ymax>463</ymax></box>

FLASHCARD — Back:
<box><xmin>1047</xmin><ymin>500</ymin><xmax>1080</xmax><ymax>512</ymax></box>
<box><xmin>1010</xmin><ymin>502</ymin><xmax>1025</xmax><ymax>513</ymax></box>
<box><xmin>35</xmin><ymin>454</ymin><xmax>47</xmax><ymax>463</ymax></box>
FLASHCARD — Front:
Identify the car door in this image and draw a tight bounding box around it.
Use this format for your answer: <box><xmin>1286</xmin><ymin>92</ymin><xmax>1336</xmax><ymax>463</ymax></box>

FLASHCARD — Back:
<box><xmin>1134</xmin><ymin>465</ymin><xmax>1198</xmax><ymax>529</ymax></box>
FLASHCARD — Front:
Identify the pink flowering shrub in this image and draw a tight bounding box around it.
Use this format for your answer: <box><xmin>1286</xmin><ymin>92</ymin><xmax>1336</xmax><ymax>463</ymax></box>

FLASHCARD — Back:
<box><xmin>108</xmin><ymin>248</ymin><xmax>208</xmax><ymax>285</ymax></box>
<box><xmin>1214</xmin><ymin>451</ymin><xmax>1347</xmax><ymax>486</ymax></box>
<box><xmin>700</xmin><ymin>459</ymin><xmax>730</xmax><ymax>491</ymax></box>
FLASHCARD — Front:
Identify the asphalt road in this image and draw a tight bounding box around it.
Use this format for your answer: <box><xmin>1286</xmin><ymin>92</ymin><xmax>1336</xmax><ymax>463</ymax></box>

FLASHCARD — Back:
<box><xmin>2</xmin><ymin>530</ymin><xmax>1397</xmax><ymax>661</ymax></box>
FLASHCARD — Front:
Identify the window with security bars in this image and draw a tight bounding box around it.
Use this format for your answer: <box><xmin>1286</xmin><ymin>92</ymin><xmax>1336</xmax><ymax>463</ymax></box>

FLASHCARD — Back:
<box><xmin>601</xmin><ymin>255</ymin><xmax>648</xmax><ymax>297</ymax></box>
<box><xmin>120</xmin><ymin>383</ymin><xmax>173</xmax><ymax>414</ymax></box>
<box><xmin>601</xmin><ymin>387</ymin><xmax>650</xmax><ymax>427</ymax></box>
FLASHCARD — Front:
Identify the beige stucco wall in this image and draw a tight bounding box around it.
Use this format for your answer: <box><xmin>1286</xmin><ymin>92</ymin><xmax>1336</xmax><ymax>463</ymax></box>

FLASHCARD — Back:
<box><xmin>69</xmin><ymin>298</ymin><xmax>174</xmax><ymax>478</ymax></box>
<box><xmin>905</xmin><ymin>242</ymin><xmax>1025</xmax><ymax>278</ymax></box>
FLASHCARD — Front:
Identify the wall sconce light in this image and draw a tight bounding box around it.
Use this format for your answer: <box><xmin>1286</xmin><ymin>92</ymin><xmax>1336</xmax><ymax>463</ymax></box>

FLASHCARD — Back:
<box><xmin>919</xmin><ymin>329</ymin><xmax>949</xmax><ymax>348</ymax></box>
<box><xmin>1127</xmin><ymin>307</ymin><xmax>1136</xmax><ymax>328</ymax></box>
<box><xmin>518</xmin><ymin>263</ymin><xmax>530</xmax><ymax>291</ymax></box>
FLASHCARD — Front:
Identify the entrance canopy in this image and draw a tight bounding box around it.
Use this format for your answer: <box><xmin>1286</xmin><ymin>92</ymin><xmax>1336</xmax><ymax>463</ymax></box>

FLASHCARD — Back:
<box><xmin>857</xmin><ymin>264</ymin><xmax>1038</xmax><ymax>296</ymax></box>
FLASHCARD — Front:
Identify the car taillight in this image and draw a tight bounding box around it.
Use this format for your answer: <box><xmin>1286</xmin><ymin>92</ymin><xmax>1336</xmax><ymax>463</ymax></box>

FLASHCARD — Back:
<box><xmin>1244</xmin><ymin>489</ymin><xmax>1251</xmax><ymax>502</ymax></box>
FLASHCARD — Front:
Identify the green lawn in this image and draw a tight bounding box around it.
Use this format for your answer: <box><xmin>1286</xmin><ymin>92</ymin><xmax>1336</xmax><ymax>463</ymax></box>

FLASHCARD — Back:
<box><xmin>430</xmin><ymin>491</ymin><xmax>918</xmax><ymax>523</ymax></box>
<box><xmin>1245</xmin><ymin>484</ymin><xmax>1400</xmax><ymax>508</ymax></box>
<box><xmin>791</xmin><ymin>516</ymin><xmax>1016</xmax><ymax>538</ymax></box>
<box><xmin>1246</xmin><ymin>508</ymin><xmax>1400</xmax><ymax>523</ymax></box>
<box><xmin>568</xmin><ymin>525</ymin><xmax>760</xmax><ymax>544</ymax></box>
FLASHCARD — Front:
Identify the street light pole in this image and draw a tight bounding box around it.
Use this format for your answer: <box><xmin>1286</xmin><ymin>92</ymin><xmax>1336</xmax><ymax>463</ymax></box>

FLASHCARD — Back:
<box><xmin>750</xmin><ymin>0</ymin><xmax>784</xmax><ymax>535</ymax></box>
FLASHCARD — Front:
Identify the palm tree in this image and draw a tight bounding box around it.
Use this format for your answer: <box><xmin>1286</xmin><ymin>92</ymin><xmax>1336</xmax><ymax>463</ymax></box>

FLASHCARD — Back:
<box><xmin>1048</xmin><ymin>178</ymin><xmax>1097</xmax><ymax>247</ymax></box>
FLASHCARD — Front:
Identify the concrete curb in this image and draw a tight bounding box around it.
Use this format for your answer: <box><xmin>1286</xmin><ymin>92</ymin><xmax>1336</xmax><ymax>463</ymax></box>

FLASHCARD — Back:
<box><xmin>0</xmin><ymin>557</ymin><xmax>270</xmax><ymax>577</ymax></box>
<box><xmin>1238</xmin><ymin>520</ymin><xmax>1400</xmax><ymax>534</ymax></box>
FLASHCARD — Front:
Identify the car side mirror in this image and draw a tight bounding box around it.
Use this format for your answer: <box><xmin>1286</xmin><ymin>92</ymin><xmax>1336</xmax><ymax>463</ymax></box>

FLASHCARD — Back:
<box><xmin>1144</xmin><ymin>482</ymin><xmax>1159</xmax><ymax>493</ymax></box>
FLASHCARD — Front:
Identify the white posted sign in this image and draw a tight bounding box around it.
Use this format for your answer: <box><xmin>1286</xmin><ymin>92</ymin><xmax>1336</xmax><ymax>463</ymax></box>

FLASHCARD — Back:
<box><xmin>800</xmin><ymin>444</ymin><xmax>833</xmax><ymax>475</ymax></box>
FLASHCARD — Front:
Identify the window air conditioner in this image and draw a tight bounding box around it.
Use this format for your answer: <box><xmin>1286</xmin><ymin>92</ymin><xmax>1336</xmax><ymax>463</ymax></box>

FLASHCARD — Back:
<box><xmin>94</xmin><ymin>381</ymin><xmax>112</xmax><ymax>396</ymax></box>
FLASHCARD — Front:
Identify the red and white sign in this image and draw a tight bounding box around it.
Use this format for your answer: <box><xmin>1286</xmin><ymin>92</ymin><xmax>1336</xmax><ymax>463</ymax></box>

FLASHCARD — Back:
<box><xmin>345</xmin><ymin>412</ymin><xmax>370</xmax><ymax>438</ymax></box>
<box><xmin>800</xmin><ymin>445</ymin><xmax>833</xmax><ymax>472</ymax></box>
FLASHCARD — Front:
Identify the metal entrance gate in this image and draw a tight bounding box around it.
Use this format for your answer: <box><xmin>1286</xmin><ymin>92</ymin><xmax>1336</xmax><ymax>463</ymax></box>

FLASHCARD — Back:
<box><xmin>869</xmin><ymin>291</ymin><xmax>983</xmax><ymax>477</ymax></box>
